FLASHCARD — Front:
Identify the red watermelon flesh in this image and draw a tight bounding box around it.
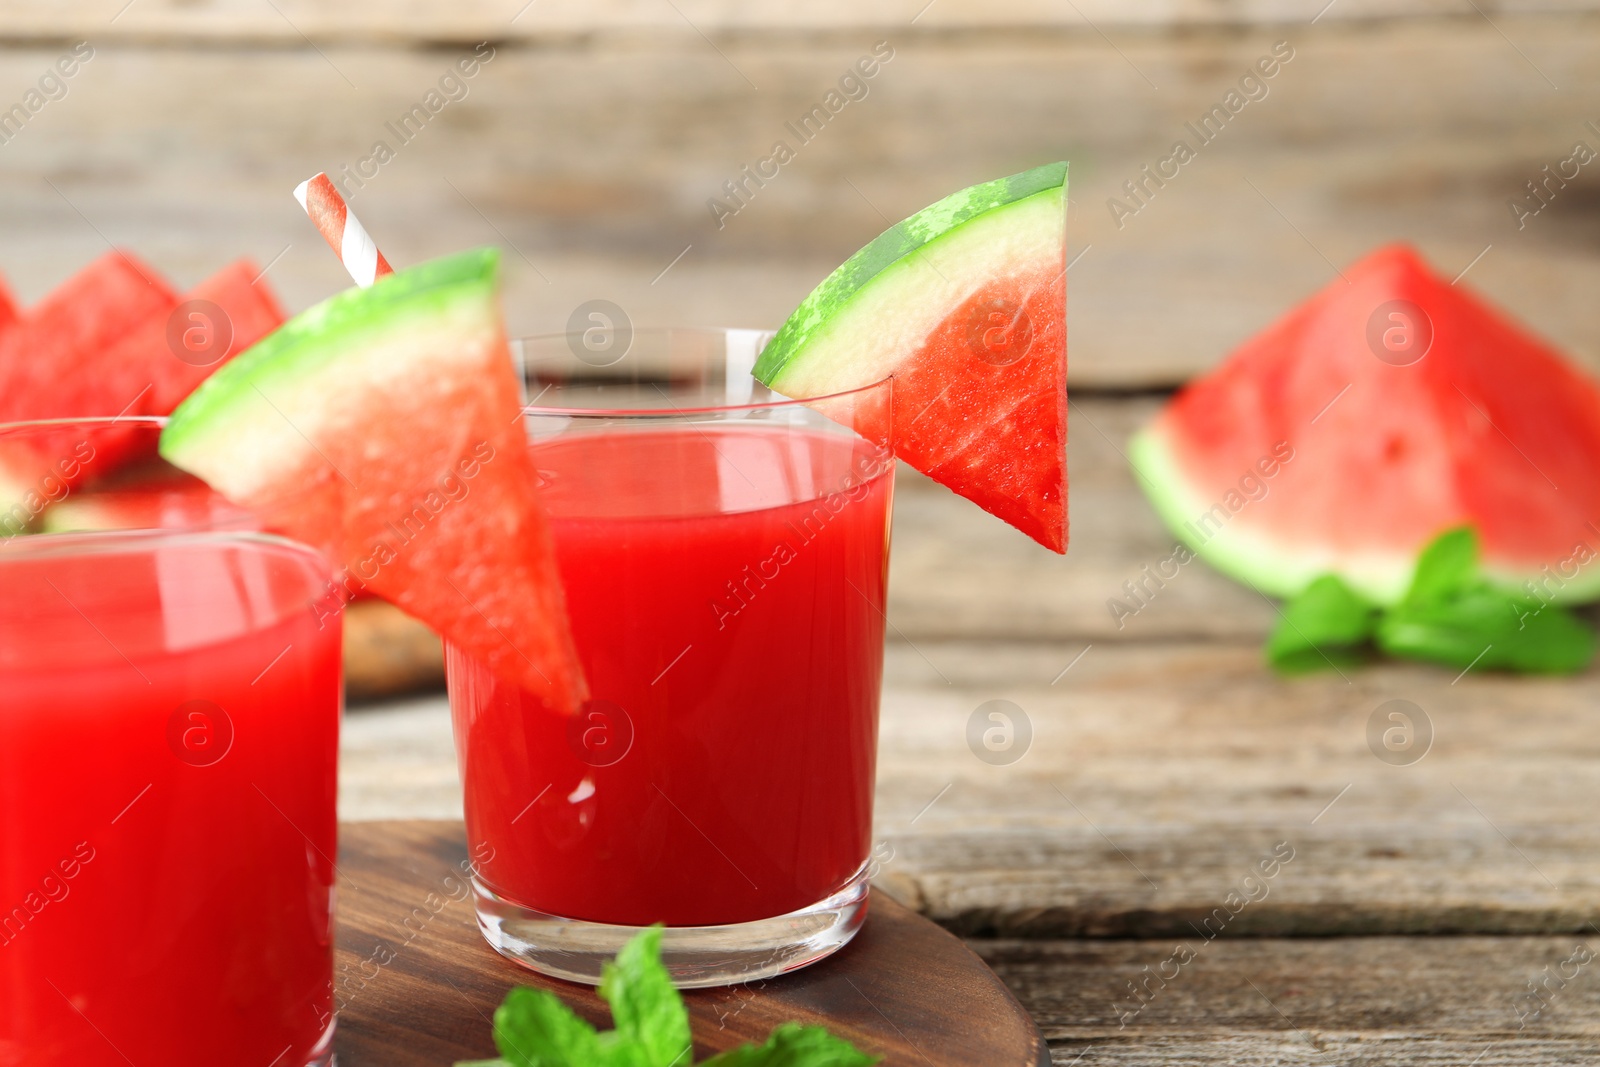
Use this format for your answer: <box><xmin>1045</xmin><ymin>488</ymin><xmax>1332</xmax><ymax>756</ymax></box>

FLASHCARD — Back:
<box><xmin>76</xmin><ymin>258</ymin><xmax>287</xmax><ymax>429</ymax></box>
<box><xmin>754</xmin><ymin>163</ymin><xmax>1069</xmax><ymax>552</ymax></box>
<box><xmin>1134</xmin><ymin>243</ymin><xmax>1600</xmax><ymax>604</ymax></box>
<box><xmin>0</xmin><ymin>251</ymin><xmax>178</xmax><ymax>423</ymax></box>
<box><xmin>889</xmin><ymin>266</ymin><xmax>1066</xmax><ymax>549</ymax></box>
<box><xmin>0</xmin><ymin>273</ymin><xmax>19</xmax><ymax>335</ymax></box>
<box><xmin>0</xmin><ymin>252</ymin><xmax>178</xmax><ymax>513</ymax></box>
<box><xmin>120</xmin><ymin>258</ymin><xmax>288</xmax><ymax>417</ymax></box>
<box><xmin>161</xmin><ymin>249</ymin><xmax>588</xmax><ymax>710</ymax></box>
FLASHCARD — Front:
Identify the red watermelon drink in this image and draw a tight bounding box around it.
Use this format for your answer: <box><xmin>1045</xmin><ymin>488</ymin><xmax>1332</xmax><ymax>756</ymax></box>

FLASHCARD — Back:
<box><xmin>153</xmin><ymin>152</ymin><xmax>1067</xmax><ymax>988</ymax></box>
<box><xmin>448</xmin><ymin>330</ymin><xmax>896</xmax><ymax>987</ymax></box>
<box><xmin>0</xmin><ymin>420</ymin><xmax>342</xmax><ymax>1067</ymax></box>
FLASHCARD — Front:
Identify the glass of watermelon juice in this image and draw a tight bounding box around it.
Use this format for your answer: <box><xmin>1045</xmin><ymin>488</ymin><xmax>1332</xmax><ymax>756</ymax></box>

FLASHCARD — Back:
<box><xmin>0</xmin><ymin>419</ymin><xmax>342</xmax><ymax>1067</ymax></box>
<box><xmin>447</xmin><ymin>328</ymin><xmax>895</xmax><ymax>987</ymax></box>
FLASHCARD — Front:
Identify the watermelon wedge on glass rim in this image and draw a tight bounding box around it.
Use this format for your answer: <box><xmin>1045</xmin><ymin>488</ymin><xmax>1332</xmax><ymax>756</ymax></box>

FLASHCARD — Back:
<box><xmin>754</xmin><ymin>162</ymin><xmax>1069</xmax><ymax>552</ymax></box>
<box><xmin>1133</xmin><ymin>243</ymin><xmax>1600</xmax><ymax>605</ymax></box>
<box><xmin>160</xmin><ymin>247</ymin><xmax>587</xmax><ymax>710</ymax></box>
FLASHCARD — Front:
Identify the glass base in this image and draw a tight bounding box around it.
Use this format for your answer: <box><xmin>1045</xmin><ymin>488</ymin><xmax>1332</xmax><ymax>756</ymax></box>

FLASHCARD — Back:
<box><xmin>471</xmin><ymin>865</ymin><xmax>870</xmax><ymax>988</ymax></box>
<box><xmin>307</xmin><ymin>1015</ymin><xmax>336</xmax><ymax>1067</ymax></box>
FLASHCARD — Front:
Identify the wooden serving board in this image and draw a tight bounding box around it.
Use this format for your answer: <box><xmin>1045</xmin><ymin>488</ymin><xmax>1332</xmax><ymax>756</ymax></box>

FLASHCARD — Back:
<box><xmin>333</xmin><ymin>821</ymin><xmax>1049</xmax><ymax>1066</ymax></box>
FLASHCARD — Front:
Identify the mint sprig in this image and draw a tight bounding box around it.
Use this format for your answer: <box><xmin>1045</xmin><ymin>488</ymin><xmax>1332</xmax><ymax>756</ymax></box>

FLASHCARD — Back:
<box><xmin>1265</xmin><ymin>573</ymin><xmax>1379</xmax><ymax>674</ymax></box>
<box><xmin>456</xmin><ymin>926</ymin><xmax>880</xmax><ymax>1067</ymax></box>
<box><xmin>1267</xmin><ymin>527</ymin><xmax>1596</xmax><ymax>676</ymax></box>
<box><xmin>599</xmin><ymin>927</ymin><xmax>692</xmax><ymax>1067</ymax></box>
<box><xmin>700</xmin><ymin>1023</ymin><xmax>880</xmax><ymax>1066</ymax></box>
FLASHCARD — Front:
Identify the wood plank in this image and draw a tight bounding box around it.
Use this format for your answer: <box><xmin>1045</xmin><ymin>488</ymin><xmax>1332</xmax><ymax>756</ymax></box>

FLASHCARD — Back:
<box><xmin>341</xmin><ymin>695</ymin><xmax>467</xmax><ymax>821</ymax></box>
<box><xmin>0</xmin><ymin>21</ymin><xmax>1595</xmax><ymax>388</ymax></box>
<box><xmin>5</xmin><ymin>0</ymin><xmax>1600</xmax><ymax>42</ymax></box>
<box><xmin>890</xmin><ymin>396</ymin><xmax>1280</xmax><ymax>642</ymax></box>
<box><xmin>978</xmin><ymin>935</ymin><xmax>1600</xmax><ymax>1063</ymax></box>
<box><xmin>339</xmin><ymin>637</ymin><xmax>1600</xmax><ymax>937</ymax></box>
<box><xmin>344</xmin><ymin>599</ymin><xmax>444</xmax><ymax>700</ymax></box>
<box><xmin>873</xmin><ymin>639</ymin><xmax>1600</xmax><ymax>937</ymax></box>
<box><xmin>334</xmin><ymin>820</ymin><xmax>1050</xmax><ymax>1067</ymax></box>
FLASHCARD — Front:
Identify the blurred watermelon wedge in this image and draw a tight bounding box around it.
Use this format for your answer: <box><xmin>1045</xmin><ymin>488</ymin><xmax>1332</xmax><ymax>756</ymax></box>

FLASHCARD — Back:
<box><xmin>0</xmin><ymin>253</ymin><xmax>287</xmax><ymax>532</ymax></box>
<box><xmin>1133</xmin><ymin>243</ymin><xmax>1600</xmax><ymax>605</ymax></box>
<box><xmin>0</xmin><ymin>252</ymin><xmax>178</xmax><ymax>520</ymax></box>
<box><xmin>129</xmin><ymin>258</ymin><xmax>289</xmax><ymax>416</ymax></box>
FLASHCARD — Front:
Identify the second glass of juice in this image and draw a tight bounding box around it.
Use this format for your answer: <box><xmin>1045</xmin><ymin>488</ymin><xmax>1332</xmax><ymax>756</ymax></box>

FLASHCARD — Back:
<box><xmin>0</xmin><ymin>419</ymin><xmax>343</xmax><ymax>1066</ymax></box>
<box><xmin>447</xmin><ymin>328</ymin><xmax>894</xmax><ymax>986</ymax></box>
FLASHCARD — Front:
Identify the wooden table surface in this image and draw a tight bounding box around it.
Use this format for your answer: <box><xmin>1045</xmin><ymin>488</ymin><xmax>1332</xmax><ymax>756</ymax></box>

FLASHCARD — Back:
<box><xmin>339</xmin><ymin>407</ymin><xmax>1600</xmax><ymax>1064</ymax></box>
<box><xmin>335</xmin><ymin>821</ymin><xmax>1051</xmax><ymax>1066</ymax></box>
<box><xmin>6</xmin><ymin>4</ymin><xmax>1600</xmax><ymax>1062</ymax></box>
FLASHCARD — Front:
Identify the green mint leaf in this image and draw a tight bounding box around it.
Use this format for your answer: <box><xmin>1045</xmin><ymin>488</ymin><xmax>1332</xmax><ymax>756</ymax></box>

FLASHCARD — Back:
<box><xmin>1504</xmin><ymin>601</ymin><xmax>1599</xmax><ymax>672</ymax></box>
<box><xmin>599</xmin><ymin>926</ymin><xmax>692</xmax><ymax>1067</ymax></box>
<box><xmin>1266</xmin><ymin>574</ymin><xmax>1377</xmax><ymax>674</ymax></box>
<box><xmin>1401</xmin><ymin>526</ymin><xmax>1479</xmax><ymax>607</ymax></box>
<box><xmin>699</xmin><ymin>1023</ymin><xmax>881</xmax><ymax>1067</ymax></box>
<box><xmin>1377</xmin><ymin>585</ymin><xmax>1596</xmax><ymax>674</ymax></box>
<box><xmin>491</xmin><ymin>986</ymin><xmax>614</xmax><ymax>1067</ymax></box>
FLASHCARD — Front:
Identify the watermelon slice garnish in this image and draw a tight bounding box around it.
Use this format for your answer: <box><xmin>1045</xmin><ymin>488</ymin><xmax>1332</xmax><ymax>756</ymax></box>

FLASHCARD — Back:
<box><xmin>753</xmin><ymin>162</ymin><xmax>1068</xmax><ymax>552</ymax></box>
<box><xmin>160</xmin><ymin>247</ymin><xmax>587</xmax><ymax>709</ymax></box>
<box><xmin>1134</xmin><ymin>243</ymin><xmax>1600</xmax><ymax>605</ymax></box>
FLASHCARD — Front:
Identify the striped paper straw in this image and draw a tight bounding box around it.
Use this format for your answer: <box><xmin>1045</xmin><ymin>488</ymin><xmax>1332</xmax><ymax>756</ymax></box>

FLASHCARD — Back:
<box><xmin>293</xmin><ymin>173</ymin><xmax>395</xmax><ymax>287</ymax></box>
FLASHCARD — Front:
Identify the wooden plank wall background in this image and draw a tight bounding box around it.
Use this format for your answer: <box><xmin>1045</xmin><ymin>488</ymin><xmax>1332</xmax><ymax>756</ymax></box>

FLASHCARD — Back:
<box><xmin>0</xmin><ymin>1</ymin><xmax>1596</xmax><ymax>389</ymax></box>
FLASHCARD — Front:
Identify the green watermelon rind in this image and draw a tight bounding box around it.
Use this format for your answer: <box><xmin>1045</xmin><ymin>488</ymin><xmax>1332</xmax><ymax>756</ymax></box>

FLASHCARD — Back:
<box><xmin>1132</xmin><ymin>422</ymin><xmax>1600</xmax><ymax>606</ymax></box>
<box><xmin>39</xmin><ymin>498</ymin><xmax>124</xmax><ymax>534</ymax></box>
<box><xmin>160</xmin><ymin>249</ymin><xmax>501</xmax><ymax>491</ymax></box>
<box><xmin>753</xmin><ymin>162</ymin><xmax>1067</xmax><ymax>390</ymax></box>
<box><xmin>1131</xmin><ymin>424</ymin><xmax>1421</xmax><ymax>604</ymax></box>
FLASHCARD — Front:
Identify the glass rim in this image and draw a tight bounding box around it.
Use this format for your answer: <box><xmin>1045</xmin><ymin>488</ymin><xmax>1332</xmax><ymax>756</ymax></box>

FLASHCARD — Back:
<box><xmin>0</xmin><ymin>415</ymin><xmax>323</xmax><ymax>561</ymax></box>
<box><xmin>0</xmin><ymin>413</ymin><xmax>167</xmax><ymax>435</ymax></box>
<box><xmin>516</xmin><ymin>329</ymin><xmax>892</xmax><ymax>419</ymax></box>
<box><xmin>0</xmin><ymin>521</ymin><xmax>330</xmax><ymax>566</ymax></box>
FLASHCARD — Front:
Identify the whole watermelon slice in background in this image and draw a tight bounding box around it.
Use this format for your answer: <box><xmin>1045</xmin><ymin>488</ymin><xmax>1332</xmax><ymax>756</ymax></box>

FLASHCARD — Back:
<box><xmin>0</xmin><ymin>253</ymin><xmax>288</xmax><ymax>533</ymax></box>
<box><xmin>1133</xmin><ymin>243</ymin><xmax>1600</xmax><ymax>605</ymax></box>
<box><xmin>0</xmin><ymin>251</ymin><xmax>179</xmax><ymax>521</ymax></box>
<box><xmin>112</xmin><ymin>258</ymin><xmax>289</xmax><ymax>417</ymax></box>
<box><xmin>0</xmin><ymin>251</ymin><xmax>288</xmax><ymax>534</ymax></box>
